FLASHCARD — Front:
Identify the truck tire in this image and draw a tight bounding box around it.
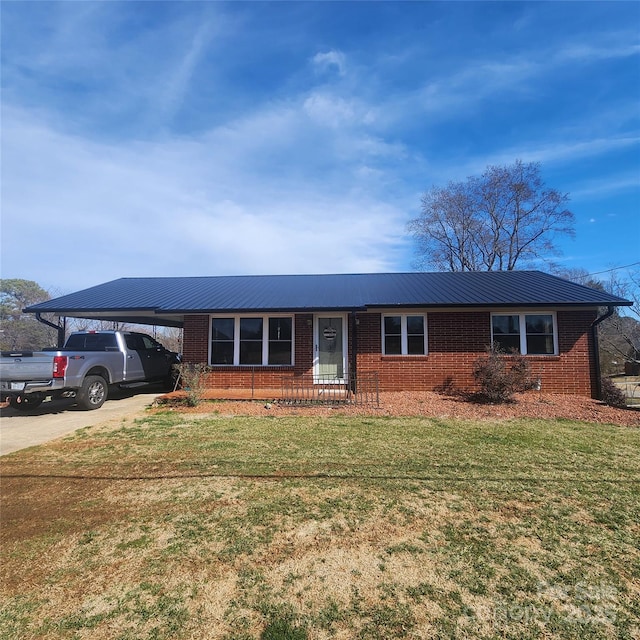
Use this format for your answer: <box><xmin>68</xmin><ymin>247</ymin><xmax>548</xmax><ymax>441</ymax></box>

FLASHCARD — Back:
<box><xmin>77</xmin><ymin>375</ymin><xmax>108</xmax><ymax>410</ymax></box>
<box><xmin>9</xmin><ymin>393</ymin><xmax>45</xmax><ymax>411</ymax></box>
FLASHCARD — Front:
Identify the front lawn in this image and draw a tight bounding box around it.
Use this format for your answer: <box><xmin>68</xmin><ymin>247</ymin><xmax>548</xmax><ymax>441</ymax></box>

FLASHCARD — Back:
<box><xmin>1</xmin><ymin>412</ymin><xmax>638</xmax><ymax>639</ymax></box>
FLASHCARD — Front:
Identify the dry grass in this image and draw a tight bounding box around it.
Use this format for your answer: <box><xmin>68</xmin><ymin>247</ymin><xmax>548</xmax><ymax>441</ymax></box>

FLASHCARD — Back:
<box><xmin>1</xmin><ymin>410</ymin><xmax>639</xmax><ymax>639</ymax></box>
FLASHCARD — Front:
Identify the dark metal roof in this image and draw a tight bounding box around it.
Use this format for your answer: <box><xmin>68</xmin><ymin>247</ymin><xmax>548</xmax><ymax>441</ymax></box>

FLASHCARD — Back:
<box><xmin>25</xmin><ymin>272</ymin><xmax>631</xmax><ymax>327</ymax></box>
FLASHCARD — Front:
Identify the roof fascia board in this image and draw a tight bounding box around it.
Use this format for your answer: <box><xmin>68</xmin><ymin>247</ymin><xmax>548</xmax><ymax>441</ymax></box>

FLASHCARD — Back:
<box><xmin>24</xmin><ymin>306</ymin><xmax>163</xmax><ymax>314</ymax></box>
<box><xmin>26</xmin><ymin>311</ymin><xmax>184</xmax><ymax>328</ymax></box>
<box><xmin>167</xmin><ymin>306</ymin><xmax>367</xmax><ymax>315</ymax></box>
<box><xmin>363</xmin><ymin>302</ymin><xmax>627</xmax><ymax>311</ymax></box>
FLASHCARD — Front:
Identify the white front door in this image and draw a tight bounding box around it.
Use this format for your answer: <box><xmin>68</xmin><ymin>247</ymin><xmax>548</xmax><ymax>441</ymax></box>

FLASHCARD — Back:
<box><xmin>314</xmin><ymin>315</ymin><xmax>347</xmax><ymax>382</ymax></box>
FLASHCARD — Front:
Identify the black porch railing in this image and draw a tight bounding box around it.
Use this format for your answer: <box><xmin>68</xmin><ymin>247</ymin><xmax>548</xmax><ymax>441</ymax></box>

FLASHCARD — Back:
<box><xmin>280</xmin><ymin>373</ymin><xmax>379</xmax><ymax>406</ymax></box>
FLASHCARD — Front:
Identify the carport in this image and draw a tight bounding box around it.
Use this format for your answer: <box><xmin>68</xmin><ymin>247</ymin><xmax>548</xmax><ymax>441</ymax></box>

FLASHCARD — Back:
<box><xmin>27</xmin><ymin>293</ymin><xmax>184</xmax><ymax>349</ymax></box>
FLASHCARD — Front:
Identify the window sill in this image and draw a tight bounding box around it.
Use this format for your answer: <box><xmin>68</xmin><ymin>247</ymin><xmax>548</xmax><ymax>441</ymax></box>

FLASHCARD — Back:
<box><xmin>209</xmin><ymin>364</ymin><xmax>295</xmax><ymax>369</ymax></box>
<box><xmin>381</xmin><ymin>354</ymin><xmax>429</xmax><ymax>360</ymax></box>
<box><xmin>496</xmin><ymin>353</ymin><xmax>559</xmax><ymax>358</ymax></box>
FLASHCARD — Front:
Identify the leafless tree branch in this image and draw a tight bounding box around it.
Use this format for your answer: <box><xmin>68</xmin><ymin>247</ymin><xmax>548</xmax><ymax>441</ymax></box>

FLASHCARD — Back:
<box><xmin>409</xmin><ymin>160</ymin><xmax>575</xmax><ymax>272</ymax></box>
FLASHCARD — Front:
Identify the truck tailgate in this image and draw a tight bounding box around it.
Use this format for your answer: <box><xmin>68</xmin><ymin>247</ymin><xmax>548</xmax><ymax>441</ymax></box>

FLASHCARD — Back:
<box><xmin>0</xmin><ymin>352</ymin><xmax>54</xmax><ymax>384</ymax></box>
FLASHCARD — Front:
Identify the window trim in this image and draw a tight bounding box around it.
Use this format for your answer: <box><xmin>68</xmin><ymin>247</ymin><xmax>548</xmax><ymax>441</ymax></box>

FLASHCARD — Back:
<box><xmin>381</xmin><ymin>313</ymin><xmax>428</xmax><ymax>356</ymax></box>
<box><xmin>490</xmin><ymin>311</ymin><xmax>558</xmax><ymax>356</ymax></box>
<box><xmin>210</xmin><ymin>314</ymin><xmax>295</xmax><ymax>366</ymax></box>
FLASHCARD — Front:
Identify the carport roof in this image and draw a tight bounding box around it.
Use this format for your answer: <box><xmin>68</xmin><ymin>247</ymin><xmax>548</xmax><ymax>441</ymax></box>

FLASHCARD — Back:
<box><xmin>25</xmin><ymin>271</ymin><xmax>632</xmax><ymax>327</ymax></box>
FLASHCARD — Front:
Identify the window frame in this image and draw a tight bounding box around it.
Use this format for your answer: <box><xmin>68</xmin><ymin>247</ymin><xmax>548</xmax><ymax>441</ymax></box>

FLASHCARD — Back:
<box><xmin>490</xmin><ymin>311</ymin><xmax>558</xmax><ymax>356</ymax></box>
<box><xmin>210</xmin><ymin>314</ymin><xmax>294</xmax><ymax>366</ymax></box>
<box><xmin>381</xmin><ymin>313</ymin><xmax>428</xmax><ymax>356</ymax></box>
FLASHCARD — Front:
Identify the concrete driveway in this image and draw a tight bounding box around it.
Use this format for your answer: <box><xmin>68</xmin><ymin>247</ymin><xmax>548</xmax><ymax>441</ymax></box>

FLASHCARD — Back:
<box><xmin>0</xmin><ymin>389</ymin><xmax>162</xmax><ymax>456</ymax></box>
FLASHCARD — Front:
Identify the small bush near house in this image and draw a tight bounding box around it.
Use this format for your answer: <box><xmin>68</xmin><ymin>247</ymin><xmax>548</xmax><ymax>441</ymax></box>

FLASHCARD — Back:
<box><xmin>472</xmin><ymin>345</ymin><xmax>534</xmax><ymax>403</ymax></box>
<box><xmin>600</xmin><ymin>377</ymin><xmax>627</xmax><ymax>408</ymax></box>
<box><xmin>176</xmin><ymin>363</ymin><xmax>209</xmax><ymax>407</ymax></box>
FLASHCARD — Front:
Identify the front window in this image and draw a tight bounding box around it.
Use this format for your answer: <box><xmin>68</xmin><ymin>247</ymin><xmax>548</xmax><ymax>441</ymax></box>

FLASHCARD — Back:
<box><xmin>491</xmin><ymin>313</ymin><xmax>556</xmax><ymax>355</ymax></box>
<box><xmin>211</xmin><ymin>318</ymin><xmax>235</xmax><ymax>364</ymax></box>
<box><xmin>383</xmin><ymin>314</ymin><xmax>427</xmax><ymax>355</ymax></box>
<box><xmin>491</xmin><ymin>315</ymin><xmax>520</xmax><ymax>353</ymax></box>
<box><xmin>383</xmin><ymin>316</ymin><xmax>402</xmax><ymax>354</ymax></box>
<box><xmin>525</xmin><ymin>314</ymin><xmax>555</xmax><ymax>355</ymax></box>
<box><xmin>211</xmin><ymin>316</ymin><xmax>293</xmax><ymax>365</ymax></box>
<box><xmin>240</xmin><ymin>318</ymin><xmax>263</xmax><ymax>364</ymax></box>
<box><xmin>268</xmin><ymin>317</ymin><xmax>293</xmax><ymax>365</ymax></box>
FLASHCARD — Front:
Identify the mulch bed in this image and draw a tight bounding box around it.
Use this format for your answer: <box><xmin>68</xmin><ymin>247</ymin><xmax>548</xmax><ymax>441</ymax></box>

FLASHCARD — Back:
<box><xmin>154</xmin><ymin>391</ymin><xmax>640</xmax><ymax>427</ymax></box>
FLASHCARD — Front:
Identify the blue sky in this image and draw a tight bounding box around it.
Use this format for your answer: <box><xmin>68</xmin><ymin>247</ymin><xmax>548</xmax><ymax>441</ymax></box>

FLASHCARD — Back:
<box><xmin>1</xmin><ymin>1</ymin><xmax>639</xmax><ymax>295</ymax></box>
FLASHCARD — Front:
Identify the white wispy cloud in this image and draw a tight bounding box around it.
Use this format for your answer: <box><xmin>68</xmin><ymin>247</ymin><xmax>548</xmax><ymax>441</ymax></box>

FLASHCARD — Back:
<box><xmin>555</xmin><ymin>39</ymin><xmax>640</xmax><ymax>63</ymax></box>
<box><xmin>368</xmin><ymin>27</ymin><xmax>639</xmax><ymax>132</ymax></box>
<box><xmin>155</xmin><ymin>19</ymin><xmax>215</xmax><ymax>125</ymax></box>
<box><xmin>570</xmin><ymin>173</ymin><xmax>640</xmax><ymax>199</ymax></box>
<box><xmin>1</xmin><ymin>103</ymin><xmax>411</xmax><ymax>292</ymax></box>
<box><xmin>480</xmin><ymin>136</ymin><xmax>640</xmax><ymax>170</ymax></box>
<box><xmin>2</xmin><ymin>2</ymin><xmax>638</xmax><ymax>291</ymax></box>
<box><xmin>303</xmin><ymin>93</ymin><xmax>358</xmax><ymax>127</ymax></box>
<box><xmin>312</xmin><ymin>50</ymin><xmax>347</xmax><ymax>77</ymax></box>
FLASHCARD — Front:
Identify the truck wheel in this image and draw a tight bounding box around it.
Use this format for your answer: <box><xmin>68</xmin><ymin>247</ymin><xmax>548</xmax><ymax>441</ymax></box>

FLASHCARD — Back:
<box><xmin>77</xmin><ymin>376</ymin><xmax>108</xmax><ymax>410</ymax></box>
<box><xmin>9</xmin><ymin>393</ymin><xmax>45</xmax><ymax>411</ymax></box>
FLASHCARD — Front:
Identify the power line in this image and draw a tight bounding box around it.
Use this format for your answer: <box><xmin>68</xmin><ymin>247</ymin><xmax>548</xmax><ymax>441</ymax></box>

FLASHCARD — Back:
<box><xmin>587</xmin><ymin>261</ymin><xmax>640</xmax><ymax>277</ymax></box>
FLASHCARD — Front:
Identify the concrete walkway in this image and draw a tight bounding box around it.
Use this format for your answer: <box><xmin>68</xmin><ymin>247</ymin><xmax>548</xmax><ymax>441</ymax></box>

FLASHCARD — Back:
<box><xmin>0</xmin><ymin>391</ymin><xmax>161</xmax><ymax>456</ymax></box>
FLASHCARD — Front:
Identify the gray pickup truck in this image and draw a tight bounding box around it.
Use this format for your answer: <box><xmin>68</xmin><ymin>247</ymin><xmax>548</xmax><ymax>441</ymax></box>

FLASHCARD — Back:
<box><xmin>0</xmin><ymin>330</ymin><xmax>180</xmax><ymax>411</ymax></box>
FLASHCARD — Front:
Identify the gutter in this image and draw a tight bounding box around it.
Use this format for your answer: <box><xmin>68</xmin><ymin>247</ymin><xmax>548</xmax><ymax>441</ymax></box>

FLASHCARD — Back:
<box><xmin>591</xmin><ymin>306</ymin><xmax>615</xmax><ymax>400</ymax></box>
<box><xmin>35</xmin><ymin>312</ymin><xmax>66</xmax><ymax>348</ymax></box>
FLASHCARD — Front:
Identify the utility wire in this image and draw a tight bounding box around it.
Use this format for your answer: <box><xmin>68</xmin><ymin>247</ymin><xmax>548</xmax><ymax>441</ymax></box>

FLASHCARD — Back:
<box><xmin>587</xmin><ymin>261</ymin><xmax>640</xmax><ymax>277</ymax></box>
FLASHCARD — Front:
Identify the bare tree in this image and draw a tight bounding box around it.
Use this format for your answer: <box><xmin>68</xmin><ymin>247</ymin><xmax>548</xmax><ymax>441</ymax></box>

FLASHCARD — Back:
<box><xmin>65</xmin><ymin>318</ymin><xmax>183</xmax><ymax>352</ymax></box>
<box><xmin>599</xmin><ymin>270</ymin><xmax>640</xmax><ymax>374</ymax></box>
<box><xmin>409</xmin><ymin>160</ymin><xmax>575</xmax><ymax>271</ymax></box>
<box><xmin>156</xmin><ymin>327</ymin><xmax>183</xmax><ymax>354</ymax></box>
<box><xmin>556</xmin><ymin>267</ymin><xmax>640</xmax><ymax>375</ymax></box>
<box><xmin>625</xmin><ymin>269</ymin><xmax>640</xmax><ymax>322</ymax></box>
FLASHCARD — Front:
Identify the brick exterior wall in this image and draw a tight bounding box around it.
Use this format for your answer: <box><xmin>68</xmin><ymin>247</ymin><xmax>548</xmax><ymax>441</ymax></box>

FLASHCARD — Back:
<box><xmin>356</xmin><ymin>311</ymin><xmax>489</xmax><ymax>392</ymax></box>
<box><xmin>182</xmin><ymin>309</ymin><xmax>599</xmax><ymax>397</ymax></box>
<box><xmin>182</xmin><ymin>314</ymin><xmax>315</xmax><ymax>389</ymax></box>
<box><xmin>356</xmin><ymin>310</ymin><xmax>597</xmax><ymax>396</ymax></box>
<box><xmin>182</xmin><ymin>315</ymin><xmax>209</xmax><ymax>363</ymax></box>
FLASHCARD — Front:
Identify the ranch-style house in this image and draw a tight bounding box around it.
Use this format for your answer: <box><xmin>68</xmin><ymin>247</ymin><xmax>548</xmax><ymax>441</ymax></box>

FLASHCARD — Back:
<box><xmin>26</xmin><ymin>271</ymin><xmax>632</xmax><ymax>399</ymax></box>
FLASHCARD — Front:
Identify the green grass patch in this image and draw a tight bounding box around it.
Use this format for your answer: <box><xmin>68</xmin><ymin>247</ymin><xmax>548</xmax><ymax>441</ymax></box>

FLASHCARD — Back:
<box><xmin>1</xmin><ymin>414</ymin><xmax>638</xmax><ymax>639</ymax></box>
